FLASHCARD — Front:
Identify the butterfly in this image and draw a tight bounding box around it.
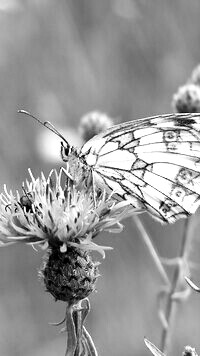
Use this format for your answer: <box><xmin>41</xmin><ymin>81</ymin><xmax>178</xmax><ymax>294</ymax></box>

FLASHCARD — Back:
<box><xmin>19</xmin><ymin>110</ymin><xmax>200</xmax><ymax>224</ymax></box>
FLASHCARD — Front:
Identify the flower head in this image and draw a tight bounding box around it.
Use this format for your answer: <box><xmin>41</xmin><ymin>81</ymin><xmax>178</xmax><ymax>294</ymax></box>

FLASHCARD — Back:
<box><xmin>0</xmin><ymin>168</ymin><xmax>137</xmax><ymax>257</ymax></box>
<box><xmin>0</xmin><ymin>168</ymin><xmax>139</xmax><ymax>303</ymax></box>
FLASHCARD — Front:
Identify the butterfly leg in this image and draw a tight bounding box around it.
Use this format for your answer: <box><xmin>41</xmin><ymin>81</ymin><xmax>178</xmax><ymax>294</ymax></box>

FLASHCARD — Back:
<box><xmin>59</xmin><ymin>166</ymin><xmax>75</xmax><ymax>208</ymax></box>
<box><xmin>59</xmin><ymin>165</ymin><xmax>73</xmax><ymax>182</ymax></box>
<box><xmin>92</xmin><ymin>171</ymin><xmax>97</xmax><ymax>208</ymax></box>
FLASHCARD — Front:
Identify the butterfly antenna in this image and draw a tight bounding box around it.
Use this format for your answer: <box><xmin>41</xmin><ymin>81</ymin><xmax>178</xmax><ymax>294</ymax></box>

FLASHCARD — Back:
<box><xmin>18</xmin><ymin>109</ymin><xmax>70</xmax><ymax>146</ymax></box>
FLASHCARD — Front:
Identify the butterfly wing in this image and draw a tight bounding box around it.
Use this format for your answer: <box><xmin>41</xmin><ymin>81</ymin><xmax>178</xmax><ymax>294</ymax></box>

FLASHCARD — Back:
<box><xmin>80</xmin><ymin>113</ymin><xmax>200</xmax><ymax>223</ymax></box>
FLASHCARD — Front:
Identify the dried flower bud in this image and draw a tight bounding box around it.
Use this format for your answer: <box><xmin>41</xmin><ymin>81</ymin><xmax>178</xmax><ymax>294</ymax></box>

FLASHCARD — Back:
<box><xmin>172</xmin><ymin>84</ymin><xmax>200</xmax><ymax>113</ymax></box>
<box><xmin>79</xmin><ymin>111</ymin><xmax>114</xmax><ymax>142</ymax></box>
<box><xmin>40</xmin><ymin>246</ymin><xmax>100</xmax><ymax>304</ymax></box>
<box><xmin>182</xmin><ymin>346</ymin><xmax>198</xmax><ymax>356</ymax></box>
<box><xmin>189</xmin><ymin>64</ymin><xmax>200</xmax><ymax>86</ymax></box>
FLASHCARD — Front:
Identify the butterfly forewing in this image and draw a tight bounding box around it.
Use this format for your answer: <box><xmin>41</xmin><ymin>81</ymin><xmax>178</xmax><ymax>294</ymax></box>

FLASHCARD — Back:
<box><xmin>79</xmin><ymin>113</ymin><xmax>200</xmax><ymax>223</ymax></box>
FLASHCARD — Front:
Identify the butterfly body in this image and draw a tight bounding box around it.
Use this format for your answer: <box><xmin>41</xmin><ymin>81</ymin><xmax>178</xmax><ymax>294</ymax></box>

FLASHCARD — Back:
<box><xmin>60</xmin><ymin>112</ymin><xmax>200</xmax><ymax>223</ymax></box>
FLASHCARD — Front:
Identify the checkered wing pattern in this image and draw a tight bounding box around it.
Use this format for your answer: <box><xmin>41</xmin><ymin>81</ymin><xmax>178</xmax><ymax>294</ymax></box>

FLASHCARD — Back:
<box><xmin>80</xmin><ymin>113</ymin><xmax>200</xmax><ymax>223</ymax></box>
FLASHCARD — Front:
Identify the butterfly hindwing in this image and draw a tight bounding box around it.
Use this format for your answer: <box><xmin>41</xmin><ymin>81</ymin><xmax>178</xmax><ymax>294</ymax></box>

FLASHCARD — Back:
<box><xmin>80</xmin><ymin>113</ymin><xmax>200</xmax><ymax>223</ymax></box>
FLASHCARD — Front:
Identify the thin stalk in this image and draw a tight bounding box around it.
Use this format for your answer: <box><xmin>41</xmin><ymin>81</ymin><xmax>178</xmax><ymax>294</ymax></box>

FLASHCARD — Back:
<box><xmin>160</xmin><ymin>218</ymin><xmax>192</xmax><ymax>354</ymax></box>
<box><xmin>65</xmin><ymin>305</ymin><xmax>77</xmax><ymax>356</ymax></box>
<box><xmin>64</xmin><ymin>299</ymin><xmax>98</xmax><ymax>356</ymax></box>
<box><xmin>133</xmin><ymin>216</ymin><xmax>170</xmax><ymax>286</ymax></box>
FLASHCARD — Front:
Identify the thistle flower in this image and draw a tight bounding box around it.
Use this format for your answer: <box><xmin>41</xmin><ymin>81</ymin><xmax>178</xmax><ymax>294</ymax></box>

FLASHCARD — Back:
<box><xmin>0</xmin><ymin>168</ymin><xmax>138</xmax><ymax>303</ymax></box>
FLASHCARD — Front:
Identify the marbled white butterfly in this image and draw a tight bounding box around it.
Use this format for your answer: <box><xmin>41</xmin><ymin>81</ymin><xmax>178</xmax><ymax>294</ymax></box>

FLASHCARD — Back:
<box><xmin>19</xmin><ymin>110</ymin><xmax>200</xmax><ymax>224</ymax></box>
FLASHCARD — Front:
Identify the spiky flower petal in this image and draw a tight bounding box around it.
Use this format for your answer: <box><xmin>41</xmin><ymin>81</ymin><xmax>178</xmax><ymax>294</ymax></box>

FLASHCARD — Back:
<box><xmin>0</xmin><ymin>168</ymin><xmax>138</xmax><ymax>256</ymax></box>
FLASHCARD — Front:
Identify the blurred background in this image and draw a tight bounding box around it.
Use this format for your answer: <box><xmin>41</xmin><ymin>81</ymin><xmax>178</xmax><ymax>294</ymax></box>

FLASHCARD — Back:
<box><xmin>0</xmin><ymin>0</ymin><xmax>200</xmax><ymax>355</ymax></box>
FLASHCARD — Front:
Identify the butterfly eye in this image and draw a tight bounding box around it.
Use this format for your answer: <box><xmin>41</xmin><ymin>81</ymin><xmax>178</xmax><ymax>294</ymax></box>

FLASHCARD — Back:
<box><xmin>64</xmin><ymin>146</ymin><xmax>70</xmax><ymax>156</ymax></box>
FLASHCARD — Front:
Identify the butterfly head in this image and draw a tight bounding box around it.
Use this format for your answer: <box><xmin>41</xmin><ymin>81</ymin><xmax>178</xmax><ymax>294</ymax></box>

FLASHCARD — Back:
<box><xmin>61</xmin><ymin>141</ymin><xmax>74</xmax><ymax>162</ymax></box>
<box><xmin>18</xmin><ymin>110</ymin><xmax>76</xmax><ymax>162</ymax></box>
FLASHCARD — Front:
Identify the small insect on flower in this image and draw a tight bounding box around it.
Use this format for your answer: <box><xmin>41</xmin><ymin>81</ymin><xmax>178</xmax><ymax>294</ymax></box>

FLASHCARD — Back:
<box><xmin>19</xmin><ymin>110</ymin><xmax>200</xmax><ymax>224</ymax></box>
<box><xmin>19</xmin><ymin>190</ymin><xmax>34</xmax><ymax>212</ymax></box>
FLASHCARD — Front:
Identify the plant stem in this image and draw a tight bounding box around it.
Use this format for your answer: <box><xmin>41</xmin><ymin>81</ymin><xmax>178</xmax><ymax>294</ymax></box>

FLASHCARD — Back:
<box><xmin>160</xmin><ymin>218</ymin><xmax>191</xmax><ymax>354</ymax></box>
<box><xmin>133</xmin><ymin>216</ymin><xmax>170</xmax><ymax>286</ymax></box>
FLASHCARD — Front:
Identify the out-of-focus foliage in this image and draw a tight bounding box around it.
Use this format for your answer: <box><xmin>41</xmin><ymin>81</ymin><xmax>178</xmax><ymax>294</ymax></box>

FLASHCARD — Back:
<box><xmin>0</xmin><ymin>1</ymin><xmax>200</xmax><ymax>355</ymax></box>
